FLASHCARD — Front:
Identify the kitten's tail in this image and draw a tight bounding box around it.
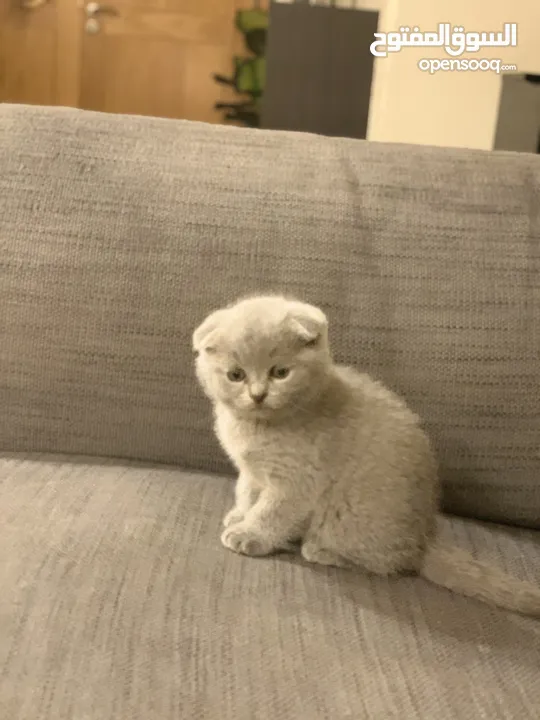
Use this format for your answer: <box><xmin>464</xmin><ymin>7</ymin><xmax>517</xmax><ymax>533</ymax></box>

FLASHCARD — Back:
<box><xmin>420</xmin><ymin>543</ymin><xmax>540</xmax><ymax>618</ymax></box>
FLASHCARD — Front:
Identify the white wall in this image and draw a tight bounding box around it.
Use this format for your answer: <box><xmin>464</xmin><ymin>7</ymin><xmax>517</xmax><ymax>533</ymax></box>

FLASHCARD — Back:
<box><xmin>367</xmin><ymin>0</ymin><xmax>540</xmax><ymax>149</ymax></box>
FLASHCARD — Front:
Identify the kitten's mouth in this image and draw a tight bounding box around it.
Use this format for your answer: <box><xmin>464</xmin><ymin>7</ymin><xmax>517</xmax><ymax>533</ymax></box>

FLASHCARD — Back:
<box><xmin>245</xmin><ymin>403</ymin><xmax>273</xmax><ymax>416</ymax></box>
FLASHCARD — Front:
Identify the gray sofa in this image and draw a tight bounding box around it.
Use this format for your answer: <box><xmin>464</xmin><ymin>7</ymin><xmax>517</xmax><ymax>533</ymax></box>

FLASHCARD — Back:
<box><xmin>1</xmin><ymin>104</ymin><xmax>539</xmax><ymax>720</ymax></box>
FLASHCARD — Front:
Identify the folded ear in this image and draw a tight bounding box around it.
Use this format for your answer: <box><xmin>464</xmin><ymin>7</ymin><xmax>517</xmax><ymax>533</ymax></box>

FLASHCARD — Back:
<box><xmin>287</xmin><ymin>301</ymin><xmax>328</xmax><ymax>346</ymax></box>
<box><xmin>192</xmin><ymin>309</ymin><xmax>228</xmax><ymax>353</ymax></box>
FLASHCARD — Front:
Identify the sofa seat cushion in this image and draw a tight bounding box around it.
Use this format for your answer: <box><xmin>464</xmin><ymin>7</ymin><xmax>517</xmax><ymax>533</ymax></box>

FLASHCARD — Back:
<box><xmin>1</xmin><ymin>454</ymin><xmax>539</xmax><ymax>720</ymax></box>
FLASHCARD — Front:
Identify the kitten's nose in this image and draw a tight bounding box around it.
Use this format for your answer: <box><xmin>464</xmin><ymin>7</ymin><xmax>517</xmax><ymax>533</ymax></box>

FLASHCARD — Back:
<box><xmin>250</xmin><ymin>391</ymin><xmax>267</xmax><ymax>404</ymax></box>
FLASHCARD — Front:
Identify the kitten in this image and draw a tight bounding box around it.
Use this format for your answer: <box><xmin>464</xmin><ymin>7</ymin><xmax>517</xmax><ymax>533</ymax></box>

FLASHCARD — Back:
<box><xmin>193</xmin><ymin>294</ymin><xmax>540</xmax><ymax>617</ymax></box>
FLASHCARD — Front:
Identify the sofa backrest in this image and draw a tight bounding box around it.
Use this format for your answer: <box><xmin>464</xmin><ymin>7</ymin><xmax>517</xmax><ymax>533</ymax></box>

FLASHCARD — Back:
<box><xmin>0</xmin><ymin>105</ymin><xmax>538</xmax><ymax>530</ymax></box>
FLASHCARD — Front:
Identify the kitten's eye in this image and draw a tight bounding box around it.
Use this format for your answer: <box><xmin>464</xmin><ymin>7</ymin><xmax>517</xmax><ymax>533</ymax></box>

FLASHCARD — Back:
<box><xmin>227</xmin><ymin>368</ymin><xmax>246</xmax><ymax>382</ymax></box>
<box><xmin>270</xmin><ymin>366</ymin><xmax>290</xmax><ymax>380</ymax></box>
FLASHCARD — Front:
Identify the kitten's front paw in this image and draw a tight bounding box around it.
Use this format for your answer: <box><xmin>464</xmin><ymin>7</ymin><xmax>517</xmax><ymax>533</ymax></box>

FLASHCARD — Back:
<box><xmin>222</xmin><ymin>507</ymin><xmax>245</xmax><ymax>528</ymax></box>
<box><xmin>221</xmin><ymin>525</ymin><xmax>276</xmax><ymax>557</ymax></box>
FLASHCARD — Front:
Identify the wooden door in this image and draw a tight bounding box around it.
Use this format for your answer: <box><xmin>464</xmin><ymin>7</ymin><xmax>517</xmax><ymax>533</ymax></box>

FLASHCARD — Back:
<box><xmin>0</xmin><ymin>0</ymin><xmax>59</xmax><ymax>106</ymax></box>
<box><xmin>1</xmin><ymin>0</ymin><xmax>252</xmax><ymax>123</ymax></box>
<box><xmin>78</xmin><ymin>0</ymin><xmax>241</xmax><ymax>122</ymax></box>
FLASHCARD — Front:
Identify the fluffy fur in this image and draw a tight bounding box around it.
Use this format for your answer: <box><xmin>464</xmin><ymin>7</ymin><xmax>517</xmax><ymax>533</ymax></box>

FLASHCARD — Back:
<box><xmin>193</xmin><ymin>294</ymin><xmax>540</xmax><ymax>618</ymax></box>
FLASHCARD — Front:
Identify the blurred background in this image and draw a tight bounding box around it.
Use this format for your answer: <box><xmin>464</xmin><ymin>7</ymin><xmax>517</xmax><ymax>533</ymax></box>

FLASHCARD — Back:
<box><xmin>1</xmin><ymin>0</ymin><xmax>539</xmax><ymax>152</ymax></box>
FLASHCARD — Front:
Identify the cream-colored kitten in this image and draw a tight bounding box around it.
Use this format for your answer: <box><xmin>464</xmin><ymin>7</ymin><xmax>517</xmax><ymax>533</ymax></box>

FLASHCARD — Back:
<box><xmin>193</xmin><ymin>295</ymin><xmax>540</xmax><ymax>617</ymax></box>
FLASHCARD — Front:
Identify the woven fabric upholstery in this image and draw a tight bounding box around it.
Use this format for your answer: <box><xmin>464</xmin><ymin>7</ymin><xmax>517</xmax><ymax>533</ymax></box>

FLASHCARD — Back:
<box><xmin>1</xmin><ymin>455</ymin><xmax>539</xmax><ymax>720</ymax></box>
<box><xmin>0</xmin><ymin>104</ymin><xmax>539</xmax><ymax>528</ymax></box>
